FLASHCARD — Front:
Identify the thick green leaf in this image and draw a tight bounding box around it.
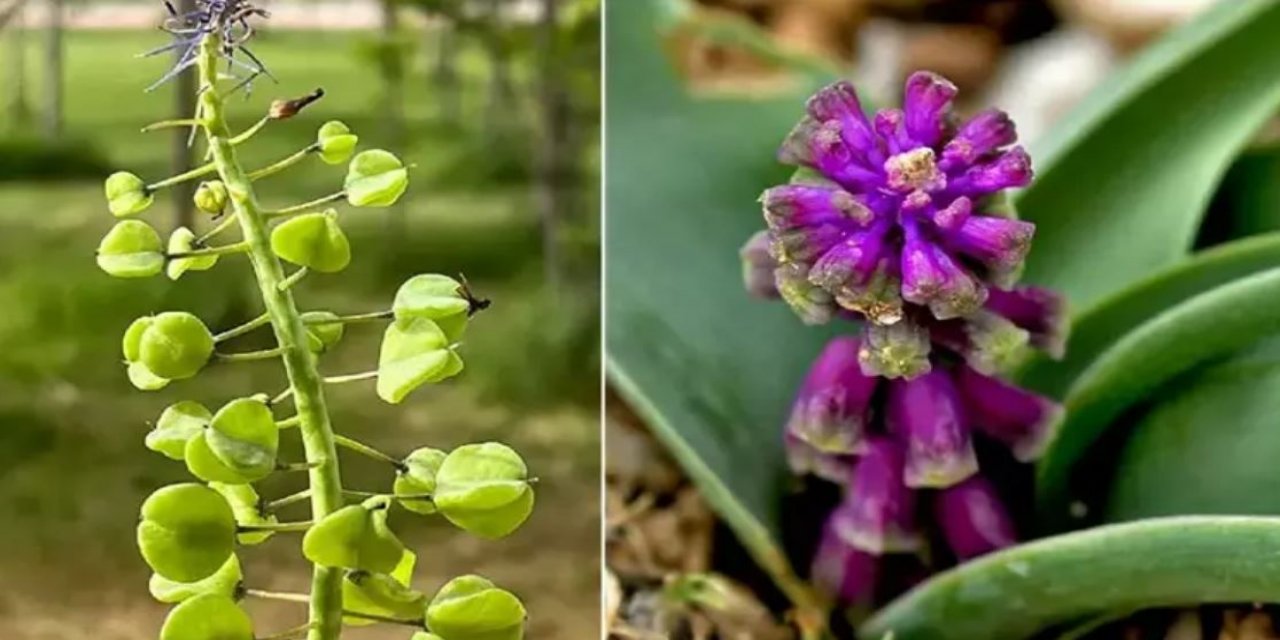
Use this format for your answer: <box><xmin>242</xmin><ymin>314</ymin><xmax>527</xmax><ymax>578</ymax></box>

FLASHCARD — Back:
<box><xmin>1037</xmin><ymin>268</ymin><xmax>1280</xmax><ymax>526</ymax></box>
<box><xmin>1017</xmin><ymin>232</ymin><xmax>1280</xmax><ymax>397</ymax></box>
<box><xmin>860</xmin><ymin>517</ymin><xmax>1280</xmax><ymax>640</ymax></box>
<box><xmin>1106</xmin><ymin>338</ymin><xmax>1280</xmax><ymax>520</ymax></box>
<box><xmin>604</xmin><ymin>0</ymin><xmax>834</xmax><ymax>609</ymax></box>
<box><xmin>1017</xmin><ymin>0</ymin><xmax>1280</xmax><ymax>308</ymax></box>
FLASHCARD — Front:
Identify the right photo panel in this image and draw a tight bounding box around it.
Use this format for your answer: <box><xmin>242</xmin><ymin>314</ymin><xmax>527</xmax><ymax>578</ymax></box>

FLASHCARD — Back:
<box><xmin>605</xmin><ymin>1</ymin><xmax>1280</xmax><ymax>638</ymax></box>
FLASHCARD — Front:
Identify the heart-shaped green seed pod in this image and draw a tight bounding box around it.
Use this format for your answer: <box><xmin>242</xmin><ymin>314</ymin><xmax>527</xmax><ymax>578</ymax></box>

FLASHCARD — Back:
<box><xmin>137</xmin><ymin>483</ymin><xmax>237</xmax><ymax>583</ymax></box>
<box><xmin>317</xmin><ymin>121</ymin><xmax>359</xmax><ymax>165</ymax></box>
<box><xmin>138</xmin><ymin>312</ymin><xmax>214</xmax><ymax>380</ymax></box>
<box><xmin>159</xmin><ymin>593</ymin><xmax>254</xmax><ymax>640</ymax></box>
<box><xmin>193</xmin><ymin>181</ymin><xmax>228</xmax><ymax>216</ymax></box>
<box><xmin>393</xmin><ymin>275</ymin><xmax>470</xmax><ymax>322</ymax></box>
<box><xmin>425</xmin><ymin>575</ymin><xmax>526</xmax><ymax>640</ymax></box>
<box><xmin>146</xmin><ymin>401</ymin><xmax>212</xmax><ymax>460</ymax></box>
<box><xmin>105</xmin><ymin>171</ymin><xmax>154</xmax><ymax>218</ymax></box>
<box><xmin>412</xmin><ymin>634</ymin><xmax>446</xmax><ymax>640</ymax></box>
<box><xmin>301</xmin><ymin>311</ymin><xmax>345</xmax><ymax>354</ymax></box>
<box><xmin>148</xmin><ymin>554</ymin><xmax>242</xmax><ymax>604</ymax></box>
<box><xmin>128</xmin><ymin>361</ymin><xmax>172</xmax><ymax>391</ymax></box>
<box><xmin>345</xmin><ymin>149</ymin><xmax>409</xmax><ymax>207</ymax></box>
<box><xmin>433</xmin><ymin>443</ymin><xmax>534</xmax><ymax>539</ymax></box>
<box><xmin>206</xmin><ymin>398</ymin><xmax>278</xmax><ymax>479</ymax></box>
<box><xmin>167</xmin><ymin>227</ymin><xmax>219</xmax><ymax>280</ymax></box>
<box><xmin>97</xmin><ymin>219</ymin><xmax>164</xmax><ymax>278</ymax></box>
<box><xmin>209</xmin><ymin>482</ymin><xmax>277</xmax><ymax>546</ymax></box>
<box><xmin>376</xmin><ymin>318</ymin><xmax>464</xmax><ymax>404</ymax></box>
<box><xmin>123</xmin><ymin>316</ymin><xmax>172</xmax><ymax>390</ymax></box>
<box><xmin>270</xmin><ymin>211</ymin><xmax>351</xmax><ymax>273</ymax></box>
<box><xmin>343</xmin><ymin>550</ymin><xmax>424</xmax><ymax>626</ymax></box>
<box><xmin>395</xmin><ymin>447</ymin><xmax>447</xmax><ymax>515</ymax></box>
<box><xmin>302</xmin><ymin>498</ymin><xmax>406</xmax><ymax>573</ymax></box>
<box><xmin>184</xmin><ymin>432</ymin><xmax>255</xmax><ymax>485</ymax></box>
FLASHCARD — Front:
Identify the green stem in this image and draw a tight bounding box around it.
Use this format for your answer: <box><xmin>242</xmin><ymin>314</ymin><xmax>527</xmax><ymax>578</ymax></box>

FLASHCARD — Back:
<box><xmin>333</xmin><ymin>434</ymin><xmax>403</xmax><ymax>469</ymax></box>
<box><xmin>141</xmin><ymin>118</ymin><xmax>202</xmax><ymax>132</ymax></box>
<box><xmin>166</xmin><ymin>241</ymin><xmax>249</xmax><ymax>260</ymax></box>
<box><xmin>215</xmin><ymin>347</ymin><xmax>285</xmax><ymax>363</ymax></box>
<box><xmin>197</xmin><ymin>35</ymin><xmax>345</xmax><ymax>640</ymax></box>
<box><xmin>243</xmin><ymin>591</ymin><xmax>423</xmax><ymax>628</ymax></box>
<box><xmin>306</xmin><ymin>311</ymin><xmax>393</xmax><ymax>326</ymax></box>
<box><xmin>258</xmin><ymin>623</ymin><xmax>318</xmax><ymax>640</ymax></box>
<box><xmin>277</xmin><ymin>460</ymin><xmax>325</xmax><ymax>473</ymax></box>
<box><xmin>147</xmin><ymin>161</ymin><xmax>218</xmax><ymax>191</ymax></box>
<box><xmin>276</xmin><ymin>415</ymin><xmax>302</xmax><ymax>429</ymax></box>
<box><xmin>266</xmin><ymin>191</ymin><xmax>347</xmax><ymax>217</ymax></box>
<box><xmin>265</xmin><ymin>489</ymin><xmax>313</xmax><ymax>512</ymax></box>
<box><xmin>244</xmin><ymin>589</ymin><xmax>312</xmax><ymax>605</ymax></box>
<box><xmin>279</xmin><ymin>267</ymin><xmax>309</xmax><ymax>291</ymax></box>
<box><xmin>198</xmin><ymin>215</ymin><xmax>241</xmax><ymax>244</ymax></box>
<box><xmin>339</xmin><ymin>611</ymin><xmax>425</xmax><ymax>627</ymax></box>
<box><xmin>248</xmin><ymin>143</ymin><xmax>321</xmax><ymax>181</ymax></box>
<box><xmin>324</xmin><ymin>370</ymin><xmax>379</xmax><ymax>384</ymax></box>
<box><xmin>214</xmin><ymin>313</ymin><xmax>271</xmax><ymax>343</ymax></box>
<box><xmin>238</xmin><ymin>520</ymin><xmax>313</xmax><ymax>533</ymax></box>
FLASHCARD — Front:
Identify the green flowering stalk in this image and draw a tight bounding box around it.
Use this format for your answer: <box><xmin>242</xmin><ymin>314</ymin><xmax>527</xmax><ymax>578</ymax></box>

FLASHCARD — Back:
<box><xmin>97</xmin><ymin>5</ymin><xmax>534</xmax><ymax>640</ymax></box>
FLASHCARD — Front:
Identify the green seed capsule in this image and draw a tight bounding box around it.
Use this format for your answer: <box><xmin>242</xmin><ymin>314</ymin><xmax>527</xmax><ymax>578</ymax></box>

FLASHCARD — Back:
<box><xmin>97</xmin><ymin>219</ymin><xmax>164</xmax><ymax>278</ymax></box>
<box><xmin>205</xmin><ymin>398</ymin><xmax>278</xmax><ymax>479</ymax></box>
<box><xmin>208</xmin><ymin>482</ymin><xmax>277</xmax><ymax>545</ymax></box>
<box><xmin>184</xmin><ymin>432</ymin><xmax>255</xmax><ymax>485</ymax></box>
<box><xmin>193</xmin><ymin>181</ymin><xmax>229</xmax><ymax>216</ymax></box>
<box><xmin>395</xmin><ymin>447</ymin><xmax>447</xmax><ymax>515</ymax></box>
<box><xmin>159</xmin><ymin>594</ymin><xmax>254</xmax><ymax>640</ymax></box>
<box><xmin>393</xmin><ymin>275</ymin><xmax>470</xmax><ymax>321</ymax></box>
<box><xmin>345</xmin><ymin>149</ymin><xmax>409</xmax><ymax>207</ymax></box>
<box><xmin>317</xmin><ymin>120</ymin><xmax>359</xmax><ymax>165</ymax></box>
<box><xmin>343</xmin><ymin>551</ymin><xmax>425</xmax><ymax>626</ymax></box>
<box><xmin>105</xmin><ymin>171</ymin><xmax>154</xmax><ymax>218</ymax></box>
<box><xmin>411</xmin><ymin>634</ymin><xmax>446</xmax><ymax>640</ymax></box>
<box><xmin>128</xmin><ymin>360</ymin><xmax>172</xmax><ymax>391</ymax></box>
<box><xmin>148</xmin><ymin>554</ymin><xmax>242</xmax><ymax>604</ymax></box>
<box><xmin>433</xmin><ymin>443</ymin><xmax>534</xmax><ymax>539</ymax></box>
<box><xmin>376</xmin><ymin>317</ymin><xmax>464</xmax><ymax>405</ymax></box>
<box><xmin>425</xmin><ymin>575</ymin><xmax>526</xmax><ymax>640</ymax></box>
<box><xmin>270</xmin><ymin>210</ymin><xmax>351</xmax><ymax>273</ymax></box>
<box><xmin>302</xmin><ymin>499</ymin><xmax>406</xmax><ymax>573</ymax></box>
<box><xmin>301</xmin><ymin>311</ymin><xmax>345</xmax><ymax>353</ymax></box>
<box><xmin>167</xmin><ymin>227</ymin><xmax>220</xmax><ymax>280</ymax></box>
<box><xmin>137</xmin><ymin>484</ymin><xmax>237</xmax><ymax>583</ymax></box>
<box><xmin>146</xmin><ymin>401</ymin><xmax>212</xmax><ymax>461</ymax></box>
<box><xmin>138</xmin><ymin>312</ymin><xmax>214</xmax><ymax>380</ymax></box>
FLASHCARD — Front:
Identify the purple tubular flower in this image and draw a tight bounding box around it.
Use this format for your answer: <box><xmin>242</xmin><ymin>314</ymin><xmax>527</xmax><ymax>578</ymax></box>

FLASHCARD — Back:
<box><xmin>956</xmin><ymin>366</ymin><xmax>1061</xmax><ymax>462</ymax></box>
<box><xmin>811</xmin><ymin>513</ymin><xmax>880</xmax><ymax>606</ymax></box>
<box><xmin>786</xmin><ymin>337</ymin><xmax>880</xmax><ymax>455</ymax></box>
<box><xmin>935</xmin><ymin>475</ymin><xmax>1017</xmax><ymax>560</ymax></box>
<box><xmin>740</xmin><ymin>231</ymin><xmax>779</xmax><ymax>299</ymax></box>
<box><xmin>984</xmin><ymin>286</ymin><xmax>1069</xmax><ymax>359</ymax></box>
<box><xmin>785</xmin><ymin>432</ymin><xmax>856</xmax><ymax>482</ymax></box>
<box><xmin>832</xmin><ymin>437</ymin><xmax>920</xmax><ymax>553</ymax></box>
<box><xmin>762</xmin><ymin>72</ymin><xmax>1036</xmax><ymax>327</ymax></box>
<box><xmin>886</xmin><ymin>370</ymin><xmax>977</xmax><ymax>488</ymax></box>
<box><xmin>929</xmin><ymin>311</ymin><xmax>1030</xmax><ymax>376</ymax></box>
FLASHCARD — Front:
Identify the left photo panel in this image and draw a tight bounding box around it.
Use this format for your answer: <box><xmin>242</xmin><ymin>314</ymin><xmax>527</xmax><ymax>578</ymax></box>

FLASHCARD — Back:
<box><xmin>0</xmin><ymin>1</ymin><xmax>601</xmax><ymax>639</ymax></box>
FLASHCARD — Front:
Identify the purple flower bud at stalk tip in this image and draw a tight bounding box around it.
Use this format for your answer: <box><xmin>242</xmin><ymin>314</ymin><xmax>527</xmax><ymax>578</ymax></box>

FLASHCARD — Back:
<box><xmin>984</xmin><ymin>286</ymin><xmax>1069</xmax><ymax>359</ymax></box>
<box><xmin>765</xmin><ymin>73</ymin><xmax>1035</xmax><ymax>326</ymax></box>
<box><xmin>956</xmin><ymin>366</ymin><xmax>1061</xmax><ymax>462</ymax></box>
<box><xmin>787</xmin><ymin>337</ymin><xmax>880</xmax><ymax>455</ymax></box>
<box><xmin>859</xmin><ymin>321</ymin><xmax>932</xmax><ymax>380</ymax></box>
<box><xmin>740</xmin><ymin>231</ymin><xmax>780</xmax><ymax>299</ymax></box>
<box><xmin>812</xmin><ymin>514</ymin><xmax>879</xmax><ymax>606</ymax></box>
<box><xmin>935</xmin><ymin>474</ymin><xmax>1017</xmax><ymax>560</ymax></box>
<box><xmin>832</xmin><ymin>437</ymin><xmax>920</xmax><ymax>553</ymax></box>
<box><xmin>785</xmin><ymin>432</ymin><xmax>856</xmax><ymax>482</ymax></box>
<box><xmin>886</xmin><ymin>370</ymin><xmax>978</xmax><ymax>488</ymax></box>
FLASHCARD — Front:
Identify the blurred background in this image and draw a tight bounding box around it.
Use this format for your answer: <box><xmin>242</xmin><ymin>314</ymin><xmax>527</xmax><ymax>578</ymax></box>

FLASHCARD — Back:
<box><xmin>0</xmin><ymin>0</ymin><xmax>599</xmax><ymax>638</ymax></box>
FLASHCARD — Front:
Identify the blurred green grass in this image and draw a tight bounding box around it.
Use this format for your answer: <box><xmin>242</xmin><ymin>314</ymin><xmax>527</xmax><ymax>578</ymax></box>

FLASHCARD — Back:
<box><xmin>0</xmin><ymin>28</ymin><xmax>599</xmax><ymax>639</ymax></box>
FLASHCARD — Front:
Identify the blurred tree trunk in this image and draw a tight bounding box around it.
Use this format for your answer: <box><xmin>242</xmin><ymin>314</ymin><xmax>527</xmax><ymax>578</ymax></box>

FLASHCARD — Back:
<box><xmin>431</xmin><ymin>18</ymin><xmax>461</xmax><ymax>124</ymax></box>
<box><xmin>4</xmin><ymin>0</ymin><xmax>31</xmax><ymax>132</ymax></box>
<box><xmin>41</xmin><ymin>0</ymin><xmax>61</xmax><ymax>139</ymax></box>
<box><xmin>536</xmin><ymin>0</ymin><xmax>568</xmax><ymax>294</ymax></box>
<box><xmin>381</xmin><ymin>0</ymin><xmax>407</xmax><ymax>245</ymax></box>
<box><xmin>172</xmin><ymin>0</ymin><xmax>197</xmax><ymax>230</ymax></box>
<box><xmin>481</xmin><ymin>0</ymin><xmax>515</xmax><ymax>143</ymax></box>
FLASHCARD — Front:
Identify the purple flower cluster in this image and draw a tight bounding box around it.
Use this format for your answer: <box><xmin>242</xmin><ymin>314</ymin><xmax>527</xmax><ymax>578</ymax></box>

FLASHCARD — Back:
<box><xmin>740</xmin><ymin>72</ymin><xmax>1068</xmax><ymax>606</ymax></box>
<box><xmin>143</xmin><ymin>0</ymin><xmax>273</xmax><ymax>93</ymax></box>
